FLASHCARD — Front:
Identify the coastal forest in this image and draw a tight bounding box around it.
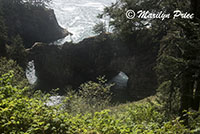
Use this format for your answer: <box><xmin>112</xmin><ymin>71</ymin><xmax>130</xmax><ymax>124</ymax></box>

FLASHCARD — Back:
<box><xmin>0</xmin><ymin>0</ymin><xmax>200</xmax><ymax>133</ymax></box>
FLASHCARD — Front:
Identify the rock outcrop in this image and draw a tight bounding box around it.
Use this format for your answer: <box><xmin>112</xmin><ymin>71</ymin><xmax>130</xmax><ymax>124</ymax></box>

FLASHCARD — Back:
<box><xmin>1</xmin><ymin>1</ymin><xmax>69</xmax><ymax>48</ymax></box>
<box><xmin>28</xmin><ymin>30</ymin><xmax>159</xmax><ymax>101</ymax></box>
<box><xmin>28</xmin><ymin>34</ymin><xmax>130</xmax><ymax>93</ymax></box>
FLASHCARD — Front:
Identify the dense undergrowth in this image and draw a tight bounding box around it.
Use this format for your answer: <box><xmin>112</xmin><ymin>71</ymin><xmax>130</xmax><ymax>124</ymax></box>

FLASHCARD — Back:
<box><xmin>0</xmin><ymin>71</ymin><xmax>200</xmax><ymax>134</ymax></box>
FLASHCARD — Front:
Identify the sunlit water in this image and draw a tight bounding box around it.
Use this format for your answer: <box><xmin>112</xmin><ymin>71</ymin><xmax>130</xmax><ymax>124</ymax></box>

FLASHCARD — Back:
<box><xmin>110</xmin><ymin>72</ymin><xmax>129</xmax><ymax>88</ymax></box>
<box><xmin>46</xmin><ymin>72</ymin><xmax>129</xmax><ymax>106</ymax></box>
<box><xmin>48</xmin><ymin>0</ymin><xmax>116</xmax><ymax>44</ymax></box>
<box><xmin>25</xmin><ymin>0</ymin><xmax>130</xmax><ymax>105</ymax></box>
<box><xmin>26</xmin><ymin>0</ymin><xmax>116</xmax><ymax>84</ymax></box>
<box><xmin>46</xmin><ymin>96</ymin><xmax>64</xmax><ymax>106</ymax></box>
<box><xmin>26</xmin><ymin>60</ymin><xmax>37</xmax><ymax>85</ymax></box>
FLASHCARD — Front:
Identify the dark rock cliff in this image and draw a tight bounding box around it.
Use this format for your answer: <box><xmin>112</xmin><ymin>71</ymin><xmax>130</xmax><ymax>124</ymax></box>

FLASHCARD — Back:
<box><xmin>1</xmin><ymin>1</ymin><xmax>68</xmax><ymax>48</ymax></box>
<box><xmin>28</xmin><ymin>34</ymin><xmax>130</xmax><ymax>93</ymax></box>
<box><xmin>0</xmin><ymin>1</ymin><xmax>158</xmax><ymax>101</ymax></box>
<box><xmin>26</xmin><ymin>22</ymin><xmax>160</xmax><ymax>101</ymax></box>
<box><xmin>28</xmin><ymin>32</ymin><xmax>159</xmax><ymax>101</ymax></box>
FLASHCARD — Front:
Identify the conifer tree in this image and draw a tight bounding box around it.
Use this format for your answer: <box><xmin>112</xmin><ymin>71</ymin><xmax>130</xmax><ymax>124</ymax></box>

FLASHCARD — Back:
<box><xmin>100</xmin><ymin>0</ymin><xmax>200</xmax><ymax>117</ymax></box>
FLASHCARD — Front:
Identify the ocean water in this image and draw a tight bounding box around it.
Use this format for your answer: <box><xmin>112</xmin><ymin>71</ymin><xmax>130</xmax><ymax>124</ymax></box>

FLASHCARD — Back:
<box><xmin>25</xmin><ymin>0</ymin><xmax>130</xmax><ymax>105</ymax></box>
<box><xmin>26</xmin><ymin>0</ymin><xmax>117</xmax><ymax>84</ymax></box>
<box><xmin>110</xmin><ymin>72</ymin><xmax>129</xmax><ymax>88</ymax></box>
<box><xmin>48</xmin><ymin>0</ymin><xmax>116</xmax><ymax>44</ymax></box>
<box><xmin>26</xmin><ymin>60</ymin><xmax>37</xmax><ymax>85</ymax></box>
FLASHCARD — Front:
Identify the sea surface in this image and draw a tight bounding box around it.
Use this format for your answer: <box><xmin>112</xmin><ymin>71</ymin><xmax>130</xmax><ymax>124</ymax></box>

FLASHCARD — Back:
<box><xmin>26</xmin><ymin>0</ymin><xmax>129</xmax><ymax>105</ymax></box>
<box><xmin>26</xmin><ymin>0</ymin><xmax>116</xmax><ymax>84</ymax></box>
<box><xmin>48</xmin><ymin>0</ymin><xmax>116</xmax><ymax>44</ymax></box>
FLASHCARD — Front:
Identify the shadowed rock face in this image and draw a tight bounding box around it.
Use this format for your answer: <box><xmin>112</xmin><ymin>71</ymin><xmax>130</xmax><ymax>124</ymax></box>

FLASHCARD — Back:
<box><xmin>1</xmin><ymin>1</ymin><xmax>69</xmax><ymax>48</ymax></box>
<box><xmin>1</xmin><ymin>1</ymin><xmax>159</xmax><ymax>100</ymax></box>
<box><xmin>28</xmin><ymin>32</ymin><xmax>159</xmax><ymax>101</ymax></box>
<box><xmin>28</xmin><ymin>34</ymin><xmax>130</xmax><ymax>93</ymax></box>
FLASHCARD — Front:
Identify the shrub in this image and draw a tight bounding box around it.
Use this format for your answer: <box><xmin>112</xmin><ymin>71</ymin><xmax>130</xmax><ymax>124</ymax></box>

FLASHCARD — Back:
<box><xmin>6</xmin><ymin>35</ymin><xmax>28</xmax><ymax>69</ymax></box>
<box><xmin>0</xmin><ymin>72</ymin><xmax>197</xmax><ymax>134</ymax></box>
<box><xmin>0</xmin><ymin>57</ymin><xmax>29</xmax><ymax>87</ymax></box>
<box><xmin>63</xmin><ymin>76</ymin><xmax>113</xmax><ymax>114</ymax></box>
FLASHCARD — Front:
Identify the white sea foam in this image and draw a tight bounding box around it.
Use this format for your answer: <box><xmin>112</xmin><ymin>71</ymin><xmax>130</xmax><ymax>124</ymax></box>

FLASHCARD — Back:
<box><xmin>26</xmin><ymin>0</ymin><xmax>116</xmax><ymax>84</ymax></box>
<box><xmin>48</xmin><ymin>0</ymin><xmax>116</xmax><ymax>44</ymax></box>
<box><xmin>26</xmin><ymin>60</ymin><xmax>37</xmax><ymax>85</ymax></box>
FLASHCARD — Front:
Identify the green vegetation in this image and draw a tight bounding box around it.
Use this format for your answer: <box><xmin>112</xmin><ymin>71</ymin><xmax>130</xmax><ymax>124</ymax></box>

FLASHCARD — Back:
<box><xmin>156</xmin><ymin>20</ymin><xmax>200</xmax><ymax>116</ymax></box>
<box><xmin>99</xmin><ymin>0</ymin><xmax>200</xmax><ymax>123</ymax></box>
<box><xmin>0</xmin><ymin>57</ymin><xmax>29</xmax><ymax>88</ymax></box>
<box><xmin>0</xmin><ymin>0</ymin><xmax>200</xmax><ymax>133</ymax></box>
<box><xmin>63</xmin><ymin>76</ymin><xmax>113</xmax><ymax>114</ymax></box>
<box><xmin>1</xmin><ymin>72</ymin><xmax>200</xmax><ymax>133</ymax></box>
<box><xmin>0</xmin><ymin>0</ymin><xmax>37</xmax><ymax>65</ymax></box>
<box><xmin>6</xmin><ymin>35</ymin><xmax>28</xmax><ymax>69</ymax></box>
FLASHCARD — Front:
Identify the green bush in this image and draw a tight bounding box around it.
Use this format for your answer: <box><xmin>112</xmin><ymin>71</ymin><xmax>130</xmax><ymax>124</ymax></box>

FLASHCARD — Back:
<box><xmin>0</xmin><ymin>57</ymin><xmax>29</xmax><ymax>88</ymax></box>
<box><xmin>6</xmin><ymin>35</ymin><xmax>28</xmax><ymax>69</ymax></box>
<box><xmin>63</xmin><ymin>76</ymin><xmax>113</xmax><ymax>114</ymax></box>
<box><xmin>0</xmin><ymin>72</ymin><xmax>198</xmax><ymax>134</ymax></box>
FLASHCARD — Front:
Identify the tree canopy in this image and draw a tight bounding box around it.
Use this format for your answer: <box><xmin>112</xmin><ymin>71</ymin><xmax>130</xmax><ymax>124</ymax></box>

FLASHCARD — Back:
<box><xmin>100</xmin><ymin>0</ymin><xmax>200</xmax><ymax>120</ymax></box>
